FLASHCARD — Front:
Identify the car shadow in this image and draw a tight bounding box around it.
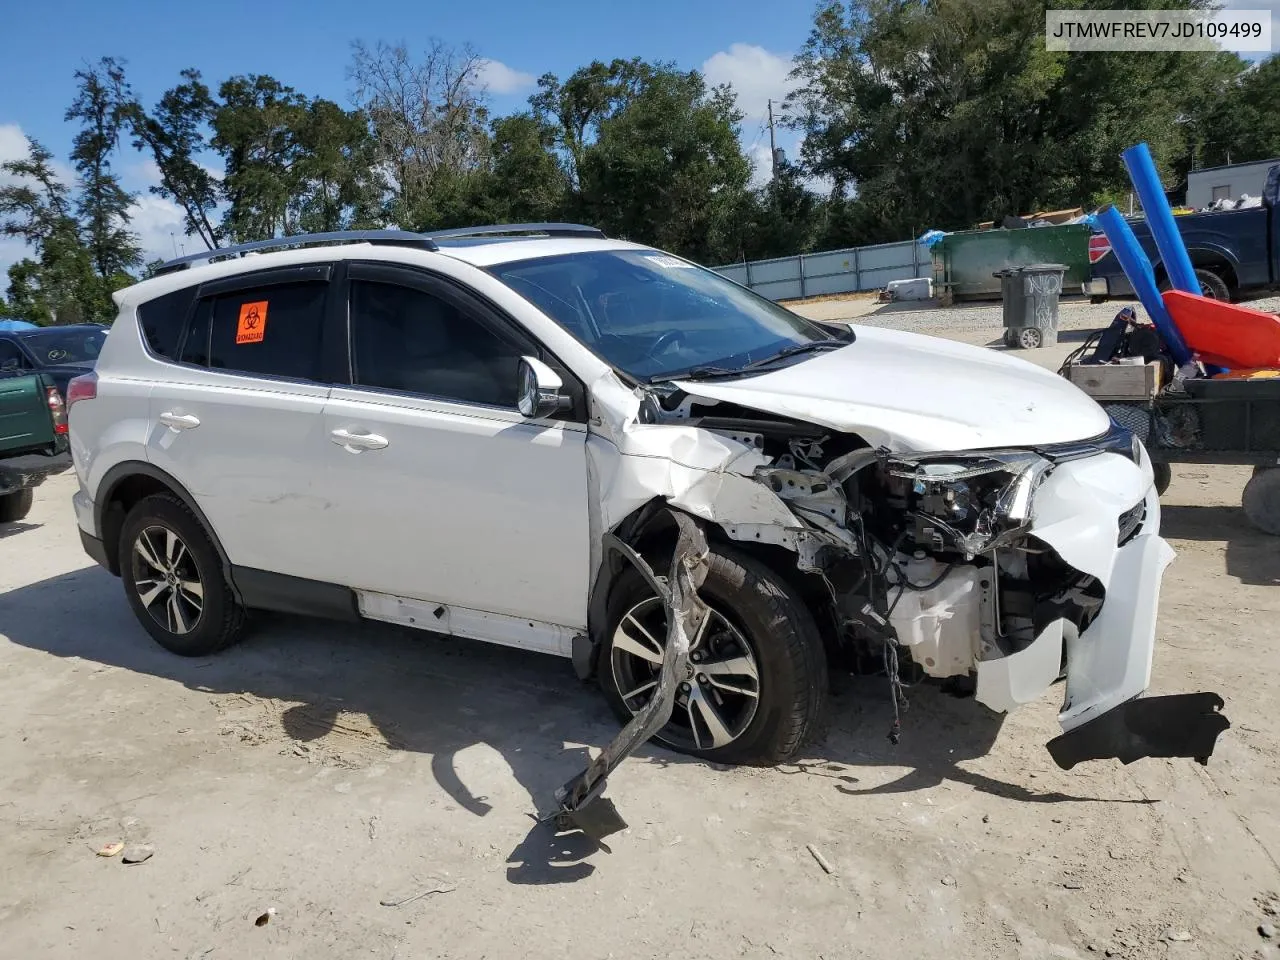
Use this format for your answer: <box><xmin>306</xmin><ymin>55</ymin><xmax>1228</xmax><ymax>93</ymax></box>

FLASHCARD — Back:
<box><xmin>0</xmin><ymin>520</ymin><xmax>40</xmax><ymax>540</ymax></box>
<box><xmin>0</xmin><ymin>564</ymin><xmax>1153</xmax><ymax>885</ymax></box>
<box><xmin>1160</xmin><ymin>503</ymin><xmax>1280</xmax><ymax>586</ymax></box>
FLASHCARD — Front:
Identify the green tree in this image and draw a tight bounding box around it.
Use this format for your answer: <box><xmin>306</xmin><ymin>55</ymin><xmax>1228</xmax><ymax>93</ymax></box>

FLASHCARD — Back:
<box><xmin>788</xmin><ymin>0</ymin><xmax>1246</xmax><ymax>243</ymax></box>
<box><xmin>1196</xmin><ymin>54</ymin><xmax>1280</xmax><ymax>170</ymax></box>
<box><xmin>290</xmin><ymin>99</ymin><xmax>385</xmax><ymax>233</ymax></box>
<box><xmin>211</xmin><ymin>74</ymin><xmax>309</xmax><ymax>241</ymax></box>
<box><xmin>712</xmin><ymin>162</ymin><xmax>828</xmax><ymax>264</ymax></box>
<box><xmin>123</xmin><ymin>68</ymin><xmax>224</xmax><ymax>249</ymax></box>
<box><xmin>348</xmin><ymin>39</ymin><xmax>491</xmax><ymax>227</ymax></box>
<box><xmin>65</xmin><ymin>56</ymin><xmax>141</xmax><ymax>279</ymax></box>
<box><xmin>533</xmin><ymin>58</ymin><xmax>752</xmax><ymax>262</ymax></box>
<box><xmin>212</xmin><ymin>75</ymin><xmax>385</xmax><ymax>240</ymax></box>
<box><xmin>482</xmin><ymin>113</ymin><xmax>568</xmax><ymax>223</ymax></box>
<box><xmin>0</xmin><ymin>139</ymin><xmax>103</xmax><ymax>324</ymax></box>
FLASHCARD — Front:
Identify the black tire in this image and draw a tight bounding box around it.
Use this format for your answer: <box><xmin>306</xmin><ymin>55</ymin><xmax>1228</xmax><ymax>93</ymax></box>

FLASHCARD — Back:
<box><xmin>1158</xmin><ymin>268</ymin><xmax>1231</xmax><ymax>302</ymax></box>
<box><xmin>0</xmin><ymin>488</ymin><xmax>34</xmax><ymax>523</ymax></box>
<box><xmin>1194</xmin><ymin>268</ymin><xmax>1231</xmax><ymax>302</ymax></box>
<box><xmin>1151</xmin><ymin>462</ymin><xmax>1172</xmax><ymax>497</ymax></box>
<box><xmin>118</xmin><ymin>493</ymin><xmax>247</xmax><ymax>656</ymax></box>
<box><xmin>1242</xmin><ymin>467</ymin><xmax>1280</xmax><ymax>536</ymax></box>
<box><xmin>600</xmin><ymin>544</ymin><xmax>828</xmax><ymax>766</ymax></box>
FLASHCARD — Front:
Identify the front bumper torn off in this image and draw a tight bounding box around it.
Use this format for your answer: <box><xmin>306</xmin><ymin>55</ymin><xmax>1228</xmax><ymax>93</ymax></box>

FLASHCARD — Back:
<box><xmin>975</xmin><ymin>470</ymin><xmax>1230</xmax><ymax>768</ymax></box>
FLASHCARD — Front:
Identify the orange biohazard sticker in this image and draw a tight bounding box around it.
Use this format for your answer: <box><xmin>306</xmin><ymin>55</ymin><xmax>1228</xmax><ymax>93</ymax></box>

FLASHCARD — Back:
<box><xmin>236</xmin><ymin>301</ymin><xmax>268</xmax><ymax>344</ymax></box>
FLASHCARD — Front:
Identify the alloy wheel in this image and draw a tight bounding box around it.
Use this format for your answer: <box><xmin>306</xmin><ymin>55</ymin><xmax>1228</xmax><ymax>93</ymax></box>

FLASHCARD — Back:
<box><xmin>130</xmin><ymin>524</ymin><xmax>205</xmax><ymax>635</ymax></box>
<box><xmin>610</xmin><ymin>596</ymin><xmax>761</xmax><ymax>751</ymax></box>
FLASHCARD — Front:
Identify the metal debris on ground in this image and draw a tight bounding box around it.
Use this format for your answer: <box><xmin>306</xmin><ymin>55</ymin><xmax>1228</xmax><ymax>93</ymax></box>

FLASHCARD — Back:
<box><xmin>543</xmin><ymin>511</ymin><xmax>710</xmax><ymax>841</ymax></box>
<box><xmin>806</xmin><ymin>843</ymin><xmax>836</xmax><ymax>875</ymax></box>
<box><xmin>121</xmin><ymin>845</ymin><xmax>154</xmax><ymax>864</ymax></box>
<box><xmin>379</xmin><ymin>882</ymin><xmax>456</xmax><ymax>907</ymax></box>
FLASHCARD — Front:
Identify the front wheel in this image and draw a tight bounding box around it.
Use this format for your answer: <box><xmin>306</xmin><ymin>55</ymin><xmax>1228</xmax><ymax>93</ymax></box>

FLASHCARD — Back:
<box><xmin>118</xmin><ymin>494</ymin><xmax>247</xmax><ymax>656</ymax></box>
<box><xmin>600</xmin><ymin>544</ymin><xmax>828</xmax><ymax>766</ymax></box>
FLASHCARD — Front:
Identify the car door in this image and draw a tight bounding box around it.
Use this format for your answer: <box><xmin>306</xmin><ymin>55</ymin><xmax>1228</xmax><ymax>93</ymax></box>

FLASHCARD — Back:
<box><xmin>312</xmin><ymin>262</ymin><xmax>591</xmax><ymax>633</ymax></box>
<box><xmin>144</xmin><ymin>264</ymin><xmax>343</xmax><ymax>580</ymax></box>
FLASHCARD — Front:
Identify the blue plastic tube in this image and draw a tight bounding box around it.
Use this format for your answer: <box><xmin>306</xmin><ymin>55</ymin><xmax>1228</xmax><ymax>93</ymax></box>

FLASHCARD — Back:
<box><xmin>1122</xmin><ymin>142</ymin><xmax>1200</xmax><ymax>294</ymax></box>
<box><xmin>1097</xmin><ymin>205</ymin><xmax>1192</xmax><ymax>365</ymax></box>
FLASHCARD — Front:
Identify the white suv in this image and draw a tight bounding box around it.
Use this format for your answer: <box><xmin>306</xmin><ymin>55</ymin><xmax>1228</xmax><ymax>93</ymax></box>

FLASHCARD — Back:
<box><xmin>67</xmin><ymin>224</ymin><xmax>1227</xmax><ymax>772</ymax></box>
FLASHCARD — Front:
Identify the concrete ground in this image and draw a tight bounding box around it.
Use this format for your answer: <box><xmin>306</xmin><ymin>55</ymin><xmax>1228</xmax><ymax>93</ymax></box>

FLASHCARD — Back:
<box><xmin>2</xmin><ymin>296</ymin><xmax>1278</xmax><ymax>960</ymax></box>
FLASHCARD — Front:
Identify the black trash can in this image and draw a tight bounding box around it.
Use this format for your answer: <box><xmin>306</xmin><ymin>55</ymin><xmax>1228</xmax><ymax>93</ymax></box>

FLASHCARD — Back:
<box><xmin>994</xmin><ymin>263</ymin><xmax>1067</xmax><ymax>349</ymax></box>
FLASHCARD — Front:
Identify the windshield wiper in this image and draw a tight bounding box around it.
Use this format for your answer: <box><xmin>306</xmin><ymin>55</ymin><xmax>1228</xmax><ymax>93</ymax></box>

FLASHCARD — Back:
<box><xmin>742</xmin><ymin>339</ymin><xmax>845</xmax><ymax>371</ymax></box>
<box><xmin>651</xmin><ymin>365</ymin><xmax>747</xmax><ymax>383</ymax></box>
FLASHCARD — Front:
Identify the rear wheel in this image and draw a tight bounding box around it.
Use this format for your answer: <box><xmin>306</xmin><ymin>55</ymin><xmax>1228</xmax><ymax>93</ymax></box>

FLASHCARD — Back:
<box><xmin>1158</xmin><ymin>268</ymin><xmax>1231</xmax><ymax>302</ymax></box>
<box><xmin>118</xmin><ymin>494</ymin><xmax>247</xmax><ymax>656</ymax></box>
<box><xmin>600</xmin><ymin>544</ymin><xmax>828</xmax><ymax>766</ymax></box>
<box><xmin>0</xmin><ymin>488</ymin><xmax>34</xmax><ymax>523</ymax></box>
<box><xmin>1242</xmin><ymin>467</ymin><xmax>1280</xmax><ymax>536</ymax></box>
<box><xmin>1194</xmin><ymin>268</ymin><xmax>1231</xmax><ymax>302</ymax></box>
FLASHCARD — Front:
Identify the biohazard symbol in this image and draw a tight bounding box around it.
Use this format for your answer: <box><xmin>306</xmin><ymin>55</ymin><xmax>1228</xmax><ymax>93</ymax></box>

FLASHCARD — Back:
<box><xmin>236</xmin><ymin>301</ymin><xmax>268</xmax><ymax>344</ymax></box>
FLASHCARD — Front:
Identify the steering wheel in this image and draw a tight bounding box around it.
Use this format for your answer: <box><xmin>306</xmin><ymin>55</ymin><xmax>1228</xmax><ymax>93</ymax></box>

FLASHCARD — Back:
<box><xmin>646</xmin><ymin>329</ymin><xmax>686</xmax><ymax>358</ymax></box>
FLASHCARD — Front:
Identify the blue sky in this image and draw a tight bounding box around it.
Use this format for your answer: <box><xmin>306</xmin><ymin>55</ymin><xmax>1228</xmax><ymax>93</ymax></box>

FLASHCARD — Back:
<box><xmin>0</xmin><ymin>0</ymin><xmax>813</xmax><ymax>272</ymax></box>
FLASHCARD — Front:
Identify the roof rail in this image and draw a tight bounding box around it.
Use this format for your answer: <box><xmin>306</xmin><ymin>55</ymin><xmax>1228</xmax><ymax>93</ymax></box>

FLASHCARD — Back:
<box><xmin>423</xmin><ymin>222</ymin><xmax>607</xmax><ymax>242</ymax></box>
<box><xmin>153</xmin><ymin>230</ymin><xmax>439</xmax><ymax>276</ymax></box>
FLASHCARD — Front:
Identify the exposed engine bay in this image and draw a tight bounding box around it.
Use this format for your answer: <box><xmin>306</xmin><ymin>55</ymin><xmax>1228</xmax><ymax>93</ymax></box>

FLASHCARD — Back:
<box><xmin>639</xmin><ymin>390</ymin><xmax>1112</xmax><ymax>727</ymax></box>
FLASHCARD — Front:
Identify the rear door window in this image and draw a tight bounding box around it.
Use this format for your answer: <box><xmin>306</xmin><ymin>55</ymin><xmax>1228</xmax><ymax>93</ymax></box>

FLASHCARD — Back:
<box><xmin>187</xmin><ymin>281</ymin><xmax>328</xmax><ymax>382</ymax></box>
<box><xmin>0</xmin><ymin>339</ymin><xmax>30</xmax><ymax>372</ymax></box>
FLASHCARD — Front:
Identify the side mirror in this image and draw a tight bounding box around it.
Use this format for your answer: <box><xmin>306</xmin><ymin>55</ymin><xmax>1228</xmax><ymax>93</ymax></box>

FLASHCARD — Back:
<box><xmin>517</xmin><ymin>356</ymin><xmax>571</xmax><ymax>419</ymax></box>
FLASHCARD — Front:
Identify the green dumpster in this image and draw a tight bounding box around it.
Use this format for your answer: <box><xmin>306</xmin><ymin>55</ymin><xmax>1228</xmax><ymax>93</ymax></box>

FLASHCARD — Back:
<box><xmin>934</xmin><ymin>224</ymin><xmax>1090</xmax><ymax>301</ymax></box>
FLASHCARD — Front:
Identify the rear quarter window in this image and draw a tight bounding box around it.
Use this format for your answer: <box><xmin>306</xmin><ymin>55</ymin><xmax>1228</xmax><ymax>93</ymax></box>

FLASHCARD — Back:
<box><xmin>137</xmin><ymin>287</ymin><xmax>197</xmax><ymax>361</ymax></box>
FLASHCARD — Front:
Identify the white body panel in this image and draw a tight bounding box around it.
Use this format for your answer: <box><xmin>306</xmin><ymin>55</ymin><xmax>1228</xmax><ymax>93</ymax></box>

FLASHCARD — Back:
<box><xmin>142</xmin><ymin>369</ymin><xmax>334</xmax><ymax>578</ymax></box>
<box><xmin>357</xmin><ymin>590</ymin><xmax>576</xmax><ymax>656</ymax></box>
<box><xmin>315</xmin><ymin>388</ymin><xmax>591</xmax><ymax>629</ymax></box>
<box><xmin>676</xmin><ymin>325</ymin><xmax>1110</xmax><ymax>451</ymax></box>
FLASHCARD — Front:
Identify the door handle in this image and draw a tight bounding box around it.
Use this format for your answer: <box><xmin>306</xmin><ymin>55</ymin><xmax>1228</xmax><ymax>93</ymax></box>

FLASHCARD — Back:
<box><xmin>329</xmin><ymin>428</ymin><xmax>389</xmax><ymax>452</ymax></box>
<box><xmin>158</xmin><ymin>412</ymin><xmax>201</xmax><ymax>431</ymax></box>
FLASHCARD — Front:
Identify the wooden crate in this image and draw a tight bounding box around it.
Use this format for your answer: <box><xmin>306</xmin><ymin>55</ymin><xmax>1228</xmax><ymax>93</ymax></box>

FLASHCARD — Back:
<box><xmin>1064</xmin><ymin>361</ymin><xmax>1164</xmax><ymax>400</ymax></box>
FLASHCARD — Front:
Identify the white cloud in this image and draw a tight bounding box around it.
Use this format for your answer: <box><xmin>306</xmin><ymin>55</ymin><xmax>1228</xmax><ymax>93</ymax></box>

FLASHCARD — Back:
<box><xmin>701</xmin><ymin>43</ymin><xmax>797</xmax><ymax>122</ymax></box>
<box><xmin>0</xmin><ymin>123</ymin><xmax>202</xmax><ymax>285</ymax></box>
<box><xmin>476</xmin><ymin>58</ymin><xmax>537</xmax><ymax>96</ymax></box>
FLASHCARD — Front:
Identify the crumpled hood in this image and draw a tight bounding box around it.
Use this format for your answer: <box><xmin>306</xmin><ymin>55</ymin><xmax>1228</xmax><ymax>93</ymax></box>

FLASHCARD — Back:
<box><xmin>674</xmin><ymin>324</ymin><xmax>1110</xmax><ymax>452</ymax></box>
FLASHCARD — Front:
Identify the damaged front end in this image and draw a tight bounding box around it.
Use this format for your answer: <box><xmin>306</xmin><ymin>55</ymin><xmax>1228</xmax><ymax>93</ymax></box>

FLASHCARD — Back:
<box><xmin>553</xmin><ymin>382</ymin><xmax>1227</xmax><ymax>837</ymax></box>
<box><xmin>750</xmin><ymin>427</ymin><xmax>1227</xmax><ymax>767</ymax></box>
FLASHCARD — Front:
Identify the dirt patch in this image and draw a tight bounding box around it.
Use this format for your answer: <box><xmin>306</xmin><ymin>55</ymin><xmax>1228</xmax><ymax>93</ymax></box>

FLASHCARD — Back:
<box><xmin>1</xmin><ymin>407</ymin><xmax>1276</xmax><ymax>957</ymax></box>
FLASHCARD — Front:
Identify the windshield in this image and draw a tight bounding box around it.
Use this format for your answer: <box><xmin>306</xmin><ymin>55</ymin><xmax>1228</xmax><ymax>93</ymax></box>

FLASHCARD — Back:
<box><xmin>18</xmin><ymin>327</ymin><xmax>107</xmax><ymax>366</ymax></box>
<box><xmin>488</xmin><ymin>249</ymin><xmax>846</xmax><ymax>381</ymax></box>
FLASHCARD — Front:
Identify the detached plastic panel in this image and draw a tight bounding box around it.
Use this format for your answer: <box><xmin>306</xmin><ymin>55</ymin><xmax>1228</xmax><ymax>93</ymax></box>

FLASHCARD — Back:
<box><xmin>1162</xmin><ymin>290</ymin><xmax>1280</xmax><ymax>369</ymax></box>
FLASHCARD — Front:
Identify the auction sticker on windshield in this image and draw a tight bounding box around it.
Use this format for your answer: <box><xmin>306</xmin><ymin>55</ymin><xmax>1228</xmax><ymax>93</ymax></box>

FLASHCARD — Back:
<box><xmin>644</xmin><ymin>254</ymin><xmax>694</xmax><ymax>269</ymax></box>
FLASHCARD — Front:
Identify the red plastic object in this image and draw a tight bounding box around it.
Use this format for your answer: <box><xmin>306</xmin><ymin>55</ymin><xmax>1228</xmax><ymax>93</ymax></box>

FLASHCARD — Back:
<box><xmin>1162</xmin><ymin>290</ymin><xmax>1280</xmax><ymax>369</ymax></box>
